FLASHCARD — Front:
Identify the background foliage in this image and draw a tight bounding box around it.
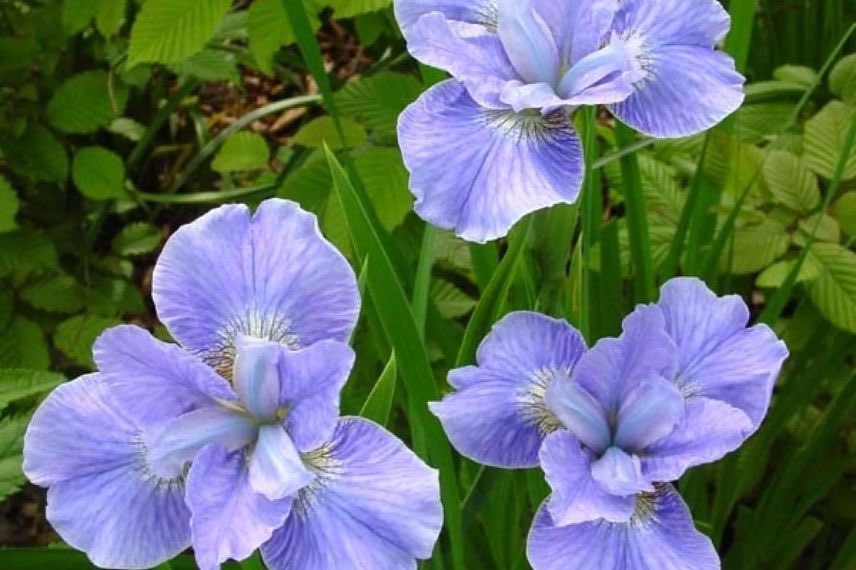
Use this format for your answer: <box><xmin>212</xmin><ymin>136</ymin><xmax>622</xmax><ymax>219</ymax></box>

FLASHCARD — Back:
<box><xmin>0</xmin><ymin>0</ymin><xmax>854</xmax><ymax>568</ymax></box>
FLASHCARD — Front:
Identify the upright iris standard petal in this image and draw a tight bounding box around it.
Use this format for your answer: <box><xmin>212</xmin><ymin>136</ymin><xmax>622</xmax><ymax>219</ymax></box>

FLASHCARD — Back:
<box><xmin>398</xmin><ymin>80</ymin><xmax>584</xmax><ymax>243</ymax></box>
<box><xmin>248</xmin><ymin>425</ymin><xmax>314</xmax><ymax>501</ymax></box>
<box><xmin>539</xmin><ymin>430</ymin><xmax>635</xmax><ymax>526</ymax></box>
<box><xmin>233</xmin><ymin>335</ymin><xmax>283</xmax><ymax>421</ymax></box>
<box><xmin>544</xmin><ymin>379</ymin><xmax>611</xmax><ymax>454</ymax></box>
<box><xmin>187</xmin><ymin>445</ymin><xmax>294</xmax><ymax>570</ymax></box>
<box><xmin>533</xmin><ymin>0</ymin><xmax>617</xmax><ymax>65</ymax></box>
<box><xmin>153</xmin><ymin>199</ymin><xmax>360</xmax><ymax>374</ymax></box>
<box><xmin>261</xmin><ymin>418</ymin><xmax>443</xmax><ymax>570</ymax></box>
<box><xmin>496</xmin><ymin>0</ymin><xmax>559</xmax><ymax>84</ymax></box>
<box><xmin>24</xmin><ymin>375</ymin><xmax>190</xmax><ymax>569</ymax></box>
<box><xmin>590</xmin><ymin>447</ymin><xmax>652</xmax><ymax>496</ymax></box>
<box><xmin>655</xmin><ymin>278</ymin><xmax>788</xmax><ymax>429</ymax></box>
<box><xmin>608</xmin><ymin>0</ymin><xmax>745</xmax><ymax>137</ymax></box>
<box><xmin>431</xmin><ymin>312</ymin><xmax>586</xmax><ymax>468</ymax></box>
<box><xmin>527</xmin><ymin>485</ymin><xmax>719</xmax><ymax>570</ymax></box>
<box><xmin>93</xmin><ymin>325</ymin><xmax>236</xmax><ymax>423</ymax></box>
<box><xmin>613</xmin><ymin>378</ymin><xmax>684</xmax><ymax>452</ymax></box>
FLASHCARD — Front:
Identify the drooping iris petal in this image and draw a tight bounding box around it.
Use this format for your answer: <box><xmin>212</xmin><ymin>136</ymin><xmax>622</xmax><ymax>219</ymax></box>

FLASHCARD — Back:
<box><xmin>398</xmin><ymin>80</ymin><xmax>584</xmax><ymax>243</ymax></box>
<box><xmin>277</xmin><ymin>340</ymin><xmax>355</xmax><ymax>452</ymax></box>
<box><xmin>613</xmin><ymin>377</ymin><xmax>684</xmax><ymax>452</ymax></box>
<box><xmin>608</xmin><ymin>0</ymin><xmax>744</xmax><ymax>137</ymax></box>
<box><xmin>152</xmin><ymin>199</ymin><xmax>360</xmax><ymax>374</ymax></box>
<box><xmin>527</xmin><ymin>485</ymin><xmax>719</xmax><ymax>570</ymax></box>
<box><xmin>404</xmin><ymin>14</ymin><xmax>516</xmax><ymax>109</ymax></box>
<box><xmin>642</xmin><ymin>397</ymin><xmax>753</xmax><ymax>482</ymax></box>
<box><xmin>261</xmin><ymin>418</ymin><xmax>443</xmax><ymax>570</ymax></box>
<box><xmin>656</xmin><ymin>277</ymin><xmax>788</xmax><ymax>428</ymax></box>
<box><xmin>571</xmin><ymin>305</ymin><xmax>678</xmax><ymax>412</ymax></box>
<box><xmin>145</xmin><ymin>406</ymin><xmax>258</xmax><ymax>479</ymax></box>
<box><xmin>539</xmin><ymin>430</ymin><xmax>635</xmax><ymax>526</ymax></box>
<box><xmin>431</xmin><ymin>312</ymin><xmax>586</xmax><ymax>468</ymax></box>
<box><xmin>533</xmin><ymin>0</ymin><xmax>617</xmax><ymax>66</ymax></box>
<box><xmin>187</xmin><ymin>445</ymin><xmax>294</xmax><ymax>570</ymax></box>
<box><xmin>248</xmin><ymin>425</ymin><xmax>314</xmax><ymax>501</ymax></box>
<box><xmin>544</xmin><ymin>378</ymin><xmax>611</xmax><ymax>454</ymax></box>
<box><xmin>590</xmin><ymin>446</ymin><xmax>653</xmax><ymax>496</ymax></box>
<box><xmin>496</xmin><ymin>0</ymin><xmax>559</xmax><ymax>84</ymax></box>
<box><xmin>394</xmin><ymin>0</ymin><xmax>497</xmax><ymax>37</ymax></box>
<box><xmin>24</xmin><ymin>375</ymin><xmax>190</xmax><ymax>569</ymax></box>
<box><xmin>93</xmin><ymin>325</ymin><xmax>236</xmax><ymax>424</ymax></box>
<box><xmin>234</xmin><ymin>335</ymin><xmax>282</xmax><ymax>421</ymax></box>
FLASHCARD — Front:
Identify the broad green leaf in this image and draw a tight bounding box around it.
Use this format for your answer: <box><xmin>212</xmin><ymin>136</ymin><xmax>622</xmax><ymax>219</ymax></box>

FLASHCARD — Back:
<box><xmin>47</xmin><ymin>71</ymin><xmax>128</xmax><ymax>134</ymax></box>
<box><xmin>0</xmin><ymin>415</ymin><xmax>29</xmax><ymax>501</ymax></box>
<box><xmin>829</xmin><ymin>53</ymin><xmax>856</xmax><ymax>104</ymax></box>
<box><xmin>431</xmin><ymin>279</ymin><xmax>475</xmax><ymax>318</ymax></box>
<box><xmin>833</xmin><ymin>191</ymin><xmax>856</xmax><ymax>236</ymax></box>
<box><xmin>277</xmin><ymin>151</ymin><xmax>331</xmax><ymax>213</ymax></box>
<box><xmin>359</xmin><ymin>354</ymin><xmax>396</xmax><ymax>426</ymax></box>
<box><xmin>0</xmin><ymin>231</ymin><xmax>57</xmax><ymax>278</ymax></box>
<box><xmin>0</xmin><ymin>317</ymin><xmax>50</xmax><ymax>370</ymax></box>
<box><xmin>2</xmin><ymin>125</ymin><xmax>68</xmax><ymax>182</ymax></box>
<box><xmin>127</xmin><ymin>0</ymin><xmax>232</xmax><ymax>66</ymax></box>
<box><xmin>757</xmin><ymin>257</ymin><xmax>822</xmax><ymax>288</ymax></box>
<box><xmin>293</xmin><ymin>116</ymin><xmax>367</xmax><ymax>150</ymax></box>
<box><xmin>108</xmin><ymin>117</ymin><xmax>146</xmax><ymax>141</ymax></box>
<box><xmin>96</xmin><ymin>0</ymin><xmax>126</xmax><ymax>37</ymax></box>
<box><xmin>807</xmin><ymin>242</ymin><xmax>856</xmax><ymax>333</ymax></box>
<box><xmin>327</xmin><ymin>0</ymin><xmax>391</xmax><ymax>18</ymax></box>
<box><xmin>0</xmin><ymin>369</ymin><xmax>64</xmax><ymax>411</ymax></box>
<box><xmin>0</xmin><ymin>38</ymin><xmax>37</xmax><ymax>76</ymax></box>
<box><xmin>334</xmin><ymin>72</ymin><xmax>422</xmax><ymax>139</ymax></box>
<box><xmin>212</xmin><ymin>131</ymin><xmax>270</xmax><ymax>172</ymax></box>
<box><xmin>169</xmin><ymin>49</ymin><xmax>239</xmax><ymax>82</ymax></box>
<box><xmin>0</xmin><ymin>176</ymin><xmax>19</xmax><ymax>233</ymax></box>
<box><xmin>794</xmin><ymin>213</ymin><xmax>841</xmax><ymax>246</ymax></box>
<box><xmin>804</xmin><ymin>101</ymin><xmax>856</xmax><ymax>180</ymax></box>
<box><xmin>762</xmin><ymin>150</ymin><xmax>820</xmax><ymax>212</ymax></box>
<box><xmin>72</xmin><ymin>146</ymin><xmax>126</xmax><ymax>200</ymax></box>
<box><xmin>735</xmin><ymin>102</ymin><xmax>796</xmax><ymax>143</ymax></box>
<box><xmin>20</xmin><ymin>273</ymin><xmax>86</xmax><ymax>313</ymax></box>
<box><xmin>54</xmin><ymin>315</ymin><xmax>122</xmax><ymax>368</ymax></box>
<box><xmin>112</xmin><ymin>222</ymin><xmax>164</xmax><ymax>256</ymax></box>
<box><xmin>62</xmin><ymin>0</ymin><xmax>101</xmax><ymax>35</ymax></box>
<box><xmin>723</xmin><ymin>217</ymin><xmax>790</xmax><ymax>275</ymax></box>
<box><xmin>247</xmin><ymin>0</ymin><xmax>320</xmax><ymax>75</ymax></box>
<box><xmin>773</xmin><ymin>64</ymin><xmax>818</xmax><ymax>87</ymax></box>
<box><xmin>352</xmin><ymin>148</ymin><xmax>412</xmax><ymax>231</ymax></box>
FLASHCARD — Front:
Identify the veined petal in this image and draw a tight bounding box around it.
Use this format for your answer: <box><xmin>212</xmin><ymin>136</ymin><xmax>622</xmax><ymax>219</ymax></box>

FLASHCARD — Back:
<box><xmin>544</xmin><ymin>378</ymin><xmax>611</xmax><ymax>454</ymax></box>
<box><xmin>609</xmin><ymin>45</ymin><xmax>744</xmax><ymax>138</ymax></box>
<box><xmin>399</xmin><ymin>80</ymin><xmax>583</xmax><ymax>243</ymax></box>
<box><xmin>527</xmin><ymin>485</ymin><xmax>720</xmax><ymax>570</ymax></box>
<box><xmin>278</xmin><ymin>340</ymin><xmax>355</xmax><ymax>452</ymax></box>
<box><xmin>187</xmin><ymin>445</ymin><xmax>293</xmax><ymax>570</ymax></box>
<box><xmin>557</xmin><ymin>36</ymin><xmax>639</xmax><ymax>104</ymax></box>
<box><xmin>539</xmin><ymin>430</ymin><xmax>635</xmax><ymax>526</ymax></box>
<box><xmin>395</xmin><ymin>0</ymin><xmax>497</xmax><ymax>37</ymax></box>
<box><xmin>613</xmin><ymin>0</ymin><xmax>732</xmax><ymax>46</ymax></box>
<box><xmin>24</xmin><ymin>375</ymin><xmax>190</xmax><ymax>569</ymax></box>
<box><xmin>248</xmin><ymin>425</ymin><xmax>314</xmax><ymax>501</ymax></box>
<box><xmin>404</xmin><ymin>14</ymin><xmax>517</xmax><ymax>109</ymax></box>
<box><xmin>590</xmin><ymin>447</ymin><xmax>653</xmax><ymax>496</ymax></box>
<box><xmin>533</xmin><ymin>0</ymin><xmax>618</xmax><ymax>66</ymax></box>
<box><xmin>145</xmin><ymin>406</ymin><xmax>257</xmax><ymax>479</ymax></box>
<box><xmin>431</xmin><ymin>312</ymin><xmax>586</xmax><ymax>468</ymax></box>
<box><xmin>152</xmin><ymin>199</ymin><xmax>359</xmax><ymax>377</ymax></box>
<box><xmin>496</xmin><ymin>0</ymin><xmax>559</xmax><ymax>84</ymax></box>
<box><xmin>94</xmin><ymin>325</ymin><xmax>236</xmax><ymax>425</ymax></box>
<box><xmin>642</xmin><ymin>397</ymin><xmax>753</xmax><ymax>482</ymax></box>
<box><xmin>261</xmin><ymin>418</ymin><xmax>442</xmax><ymax>570</ymax></box>
<box><xmin>614</xmin><ymin>377</ymin><xmax>684</xmax><ymax>452</ymax></box>
<box><xmin>656</xmin><ymin>277</ymin><xmax>788</xmax><ymax>429</ymax></box>
<box><xmin>233</xmin><ymin>336</ymin><xmax>282</xmax><ymax>421</ymax></box>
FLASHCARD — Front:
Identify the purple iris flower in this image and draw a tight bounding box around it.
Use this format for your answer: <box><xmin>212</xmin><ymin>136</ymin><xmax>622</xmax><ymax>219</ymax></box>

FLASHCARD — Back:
<box><xmin>396</xmin><ymin>0</ymin><xmax>746</xmax><ymax>242</ymax></box>
<box><xmin>23</xmin><ymin>199</ymin><xmax>443</xmax><ymax>570</ymax></box>
<box><xmin>430</xmin><ymin>278</ymin><xmax>787</xmax><ymax>569</ymax></box>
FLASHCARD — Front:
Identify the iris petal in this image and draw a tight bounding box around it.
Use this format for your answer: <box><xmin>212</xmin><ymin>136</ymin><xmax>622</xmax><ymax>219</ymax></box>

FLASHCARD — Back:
<box><xmin>613</xmin><ymin>377</ymin><xmax>684</xmax><ymax>452</ymax></box>
<box><xmin>590</xmin><ymin>446</ymin><xmax>653</xmax><ymax>496</ymax></box>
<box><xmin>248</xmin><ymin>425</ymin><xmax>314</xmax><ymax>501</ymax></box>
<box><xmin>233</xmin><ymin>335</ymin><xmax>282</xmax><ymax>421</ymax></box>
<box><xmin>496</xmin><ymin>0</ymin><xmax>559</xmax><ymax>84</ymax></box>
<box><xmin>545</xmin><ymin>378</ymin><xmax>611</xmax><ymax>454</ymax></box>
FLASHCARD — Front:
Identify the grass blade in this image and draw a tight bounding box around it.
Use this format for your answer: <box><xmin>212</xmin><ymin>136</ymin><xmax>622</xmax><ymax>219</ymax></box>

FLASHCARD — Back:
<box><xmin>359</xmin><ymin>353</ymin><xmax>397</xmax><ymax>427</ymax></box>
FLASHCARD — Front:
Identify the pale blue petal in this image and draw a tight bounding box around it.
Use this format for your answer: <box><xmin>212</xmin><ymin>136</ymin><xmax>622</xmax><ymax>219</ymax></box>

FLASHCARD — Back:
<box><xmin>557</xmin><ymin>36</ymin><xmax>639</xmax><ymax>103</ymax></box>
<box><xmin>642</xmin><ymin>397</ymin><xmax>753</xmax><ymax>482</ymax></box>
<box><xmin>93</xmin><ymin>325</ymin><xmax>235</xmax><ymax>425</ymax></box>
<box><xmin>248</xmin><ymin>425</ymin><xmax>314</xmax><ymax>501</ymax></box>
<box><xmin>403</xmin><ymin>14</ymin><xmax>517</xmax><ymax>109</ymax></box>
<box><xmin>590</xmin><ymin>446</ymin><xmax>653</xmax><ymax>496</ymax></box>
<box><xmin>399</xmin><ymin>80</ymin><xmax>583</xmax><ymax>243</ymax></box>
<box><xmin>187</xmin><ymin>445</ymin><xmax>293</xmax><ymax>570</ymax></box>
<box><xmin>539</xmin><ymin>430</ymin><xmax>635</xmax><ymax>526</ymax></box>
<box><xmin>527</xmin><ymin>485</ymin><xmax>720</xmax><ymax>570</ymax></box>
<box><xmin>261</xmin><ymin>418</ymin><xmax>442</xmax><ymax>570</ymax></box>
<box><xmin>395</xmin><ymin>0</ymin><xmax>496</xmax><ymax>36</ymax></box>
<box><xmin>24</xmin><ymin>375</ymin><xmax>190</xmax><ymax>569</ymax></box>
<box><xmin>233</xmin><ymin>336</ymin><xmax>282</xmax><ymax>421</ymax></box>
<box><xmin>614</xmin><ymin>378</ymin><xmax>684</xmax><ymax>452</ymax></box>
<box><xmin>613</xmin><ymin>0</ymin><xmax>732</xmax><ymax>46</ymax></box>
<box><xmin>432</xmin><ymin>312</ymin><xmax>586</xmax><ymax>468</ymax></box>
<box><xmin>145</xmin><ymin>406</ymin><xmax>257</xmax><ymax>479</ymax></box>
<box><xmin>496</xmin><ymin>0</ymin><xmax>559</xmax><ymax>84</ymax></box>
<box><xmin>656</xmin><ymin>277</ymin><xmax>788</xmax><ymax>429</ymax></box>
<box><xmin>153</xmin><ymin>199</ymin><xmax>360</xmax><ymax>375</ymax></box>
<box><xmin>533</xmin><ymin>0</ymin><xmax>617</xmax><ymax>66</ymax></box>
<box><xmin>544</xmin><ymin>378</ymin><xmax>611</xmax><ymax>454</ymax></box>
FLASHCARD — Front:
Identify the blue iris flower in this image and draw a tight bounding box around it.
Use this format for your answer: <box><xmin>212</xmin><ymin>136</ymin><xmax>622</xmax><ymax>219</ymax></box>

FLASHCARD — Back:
<box><xmin>23</xmin><ymin>199</ymin><xmax>443</xmax><ymax>570</ymax></box>
<box><xmin>396</xmin><ymin>0</ymin><xmax>746</xmax><ymax>242</ymax></box>
<box><xmin>431</xmin><ymin>278</ymin><xmax>788</xmax><ymax>570</ymax></box>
